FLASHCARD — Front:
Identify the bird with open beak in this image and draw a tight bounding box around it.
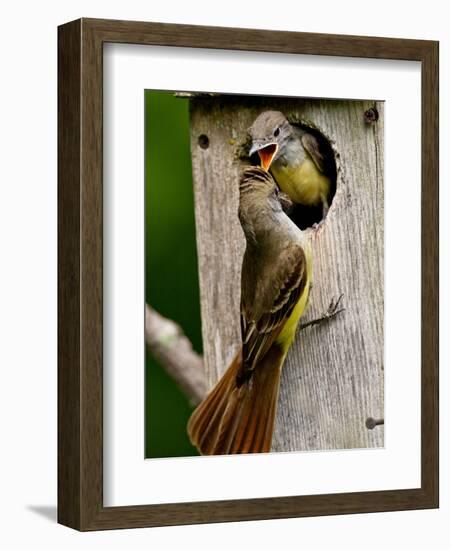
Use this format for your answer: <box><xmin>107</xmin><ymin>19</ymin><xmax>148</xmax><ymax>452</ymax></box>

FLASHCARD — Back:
<box><xmin>249</xmin><ymin>110</ymin><xmax>332</xmax><ymax>217</ymax></box>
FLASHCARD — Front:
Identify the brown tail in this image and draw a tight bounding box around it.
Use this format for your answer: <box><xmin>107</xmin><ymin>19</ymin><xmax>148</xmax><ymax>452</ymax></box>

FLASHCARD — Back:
<box><xmin>187</xmin><ymin>345</ymin><xmax>285</xmax><ymax>455</ymax></box>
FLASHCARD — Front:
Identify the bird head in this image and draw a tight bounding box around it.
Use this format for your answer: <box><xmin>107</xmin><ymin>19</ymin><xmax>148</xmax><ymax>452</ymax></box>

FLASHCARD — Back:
<box><xmin>239</xmin><ymin>166</ymin><xmax>281</xmax><ymax>215</ymax></box>
<box><xmin>238</xmin><ymin>167</ymin><xmax>286</xmax><ymax>245</ymax></box>
<box><xmin>248</xmin><ymin>111</ymin><xmax>292</xmax><ymax>171</ymax></box>
<box><xmin>239</xmin><ymin>166</ymin><xmax>278</xmax><ymax>197</ymax></box>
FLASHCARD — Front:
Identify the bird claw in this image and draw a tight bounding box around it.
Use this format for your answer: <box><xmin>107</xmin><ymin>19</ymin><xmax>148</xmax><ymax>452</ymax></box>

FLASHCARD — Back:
<box><xmin>326</xmin><ymin>293</ymin><xmax>345</xmax><ymax>319</ymax></box>
<box><xmin>297</xmin><ymin>294</ymin><xmax>345</xmax><ymax>333</ymax></box>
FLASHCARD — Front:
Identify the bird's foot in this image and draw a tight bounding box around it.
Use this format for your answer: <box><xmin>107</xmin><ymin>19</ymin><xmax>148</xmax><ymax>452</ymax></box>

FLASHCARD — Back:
<box><xmin>298</xmin><ymin>293</ymin><xmax>345</xmax><ymax>332</ymax></box>
<box><xmin>326</xmin><ymin>293</ymin><xmax>345</xmax><ymax>319</ymax></box>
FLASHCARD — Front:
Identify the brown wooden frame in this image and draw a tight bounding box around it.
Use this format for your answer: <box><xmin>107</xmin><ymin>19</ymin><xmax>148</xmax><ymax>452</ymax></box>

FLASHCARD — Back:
<box><xmin>58</xmin><ymin>18</ymin><xmax>439</xmax><ymax>531</ymax></box>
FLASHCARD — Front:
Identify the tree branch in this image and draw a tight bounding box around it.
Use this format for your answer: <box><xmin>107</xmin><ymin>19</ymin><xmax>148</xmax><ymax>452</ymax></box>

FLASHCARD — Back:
<box><xmin>145</xmin><ymin>304</ymin><xmax>206</xmax><ymax>406</ymax></box>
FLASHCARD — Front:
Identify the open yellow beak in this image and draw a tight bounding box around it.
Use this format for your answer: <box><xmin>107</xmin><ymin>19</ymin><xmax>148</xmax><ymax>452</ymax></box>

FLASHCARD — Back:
<box><xmin>257</xmin><ymin>143</ymin><xmax>278</xmax><ymax>172</ymax></box>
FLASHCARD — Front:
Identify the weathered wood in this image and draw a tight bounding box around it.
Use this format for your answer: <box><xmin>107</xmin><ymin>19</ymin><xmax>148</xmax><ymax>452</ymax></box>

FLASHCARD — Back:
<box><xmin>189</xmin><ymin>96</ymin><xmax>384</xmax><ymax>451</ymax></box>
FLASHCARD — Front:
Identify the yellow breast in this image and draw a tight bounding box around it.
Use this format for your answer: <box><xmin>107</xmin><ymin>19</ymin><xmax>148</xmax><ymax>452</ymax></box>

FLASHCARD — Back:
<box><xmin>276</xmin><ymin>245</ymin><xmax>313</xmax><ymax>353</ymax></box>
<box><xmin>272</xmin><ymin>158</ymin><xmax>330</xmax><ymax>207</ymax></box>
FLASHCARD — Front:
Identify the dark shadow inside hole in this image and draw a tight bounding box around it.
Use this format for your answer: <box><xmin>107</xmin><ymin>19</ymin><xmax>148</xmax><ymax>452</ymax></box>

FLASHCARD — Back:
<box><xmin>249</xmin><ymin>123</ymin><xmax>337</xmax><ymax>230</ymax></box>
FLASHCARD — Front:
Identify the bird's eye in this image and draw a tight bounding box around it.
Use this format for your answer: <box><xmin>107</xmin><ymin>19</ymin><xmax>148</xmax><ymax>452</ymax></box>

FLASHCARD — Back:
<box><xmin>274</xmin><ymin>127</ymin><xmax>280</xmax><ymax>137</ymax></box>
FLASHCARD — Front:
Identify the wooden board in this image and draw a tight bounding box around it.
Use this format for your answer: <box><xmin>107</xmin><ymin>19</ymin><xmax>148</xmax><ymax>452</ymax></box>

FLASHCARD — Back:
<box><xmin>189</xmin><ymin>96</ymin><xmax>384</xmax><ymax>451</ymax></box>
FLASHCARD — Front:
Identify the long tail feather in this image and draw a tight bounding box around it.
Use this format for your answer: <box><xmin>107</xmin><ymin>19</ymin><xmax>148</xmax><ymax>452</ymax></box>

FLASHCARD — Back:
<box><xmin>187</xmin><ymin>345</ymin><xmax>285</xmax><ymax>455</ymax></box>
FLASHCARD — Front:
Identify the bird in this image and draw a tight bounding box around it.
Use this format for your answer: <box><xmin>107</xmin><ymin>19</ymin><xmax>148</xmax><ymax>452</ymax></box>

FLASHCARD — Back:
<box><xmin>249</xmin><ymin>110</ymin><xmax>332</xmax><ymax>217</ymax></box>
<box><xmin>187</xmin><ymin>166</ymin><xmax>312</xmax><ymax>455</ymax></box>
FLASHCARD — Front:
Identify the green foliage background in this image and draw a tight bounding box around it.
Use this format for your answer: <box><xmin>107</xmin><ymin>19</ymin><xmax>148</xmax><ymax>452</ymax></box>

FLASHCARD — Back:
<box><xmin>145</xmin><ymin>90</ymin><xmax>201</xmax><ymax>458</ymax></box>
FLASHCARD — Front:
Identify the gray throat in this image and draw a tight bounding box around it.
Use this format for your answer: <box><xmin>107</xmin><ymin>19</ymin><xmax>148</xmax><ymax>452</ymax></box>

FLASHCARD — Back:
<box><xmin>275</xmin><ymin>129</ymin><xmax>307</xmax><ymax>169</ymax></box>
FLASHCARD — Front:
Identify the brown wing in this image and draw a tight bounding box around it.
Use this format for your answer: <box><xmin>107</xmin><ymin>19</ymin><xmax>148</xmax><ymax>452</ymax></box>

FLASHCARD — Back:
<box><xmin>238</xmin><ymin>244</ymin><xmax>308</xmax><ymax>386</ymax></box>
<box><xmin>301</xmin><ymin>132</ymin><xmax>327</xmax><ymax>173</ymax></box>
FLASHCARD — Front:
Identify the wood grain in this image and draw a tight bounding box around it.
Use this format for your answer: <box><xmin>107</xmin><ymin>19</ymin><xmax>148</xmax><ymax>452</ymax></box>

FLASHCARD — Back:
<box><xmin>57</xmin><ymin>18</ymin><xmax>438</xmax><ymax>530</ymax></box>
<box><xmin>58</xmin><ymin>19</ymin><xmax>81</xmax><ymax>529</ymax></box>
<box><xmin>190</xmin><ymin>96</ymin><xmax>384</xmax><ymax>452</ymax></box>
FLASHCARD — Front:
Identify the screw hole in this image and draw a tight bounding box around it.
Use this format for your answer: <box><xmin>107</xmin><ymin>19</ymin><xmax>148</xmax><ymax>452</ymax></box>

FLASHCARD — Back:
<box><xmin>198</xmin><ymin>134</ymin><xmax>210</xmax><ymax>149</ymax></box>
<box><xmin>364</xmin><ymin>107</ymin><xmax>379</xmax><ymax>124</ymax></box>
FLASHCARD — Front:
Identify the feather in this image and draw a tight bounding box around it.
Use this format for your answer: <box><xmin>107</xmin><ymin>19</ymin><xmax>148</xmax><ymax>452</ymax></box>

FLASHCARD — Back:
<box><xmin>187</xmin><ymin>345</ymin><xmax>285</xmax><ymax>455</ymax></box>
